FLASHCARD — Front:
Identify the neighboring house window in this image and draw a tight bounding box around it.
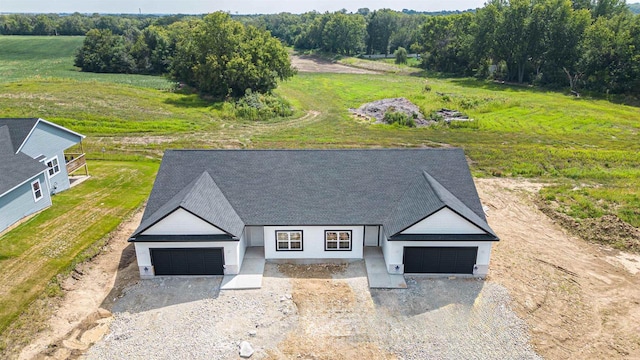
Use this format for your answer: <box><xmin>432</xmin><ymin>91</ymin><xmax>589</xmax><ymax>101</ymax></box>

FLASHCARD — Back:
<box><xmin>46</xmin><ymin>156</ymin><xmax>60</xmax><ymax>178</ymax></box>
<box><xmin>31</xmin><ymin>179</ymin><xmax>43</xmax><ymax>202</ymax></box>
<box><xmin>276</xmin><ymin>230</ymin><xmax>303</xmax><ymax>251</ymax></box>
<box><xmin>325</xmin><ymin>230</ymin><xmax>352</xmax><ymax>251</ymax></box>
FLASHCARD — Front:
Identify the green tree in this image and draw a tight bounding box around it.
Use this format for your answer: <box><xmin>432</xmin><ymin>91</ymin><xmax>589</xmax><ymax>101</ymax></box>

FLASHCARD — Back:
<box><xmin>171</xmin><ymin>12</ymin><xmax>295</xmax><ymax>97</ymax></box>
<box><xmin>580</xmin><ymin>12</ymin><xmax>640</xmax><ymax>93</ymax></box>
<box><xmin>394</xmin><ymin>46</ymin><xmax>408</xmax><ymax>64</ymax></box>
<box><xmin>322</xmin><ymin>12</ymin><xmax>366</xmax><ymax>55</ymax></box>
<box><xmin>366</xmin><ymin>10</ymin><xmax>397</xmax><ymax>55</ymax></box>
<box><xmin>74</xmin><ymin>29</ymin><xmax>134</xmax><ymax>73</ymax></box>
<box><xmin>415</xmin><ymin>13</ymin><xmax>474</xmax><ymax>74</ymax></box>
<box><xmin>541</xmin><ymin>0</ymin><xmax>591</xmax><ymax>91</ymax></box>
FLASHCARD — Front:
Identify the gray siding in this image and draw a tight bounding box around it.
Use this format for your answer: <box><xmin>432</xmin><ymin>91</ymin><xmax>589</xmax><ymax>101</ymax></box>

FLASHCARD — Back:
<box><xmin>0</xmin><ymin>172</ymin><xmax>52</xmax><ymax>233</ymax></box>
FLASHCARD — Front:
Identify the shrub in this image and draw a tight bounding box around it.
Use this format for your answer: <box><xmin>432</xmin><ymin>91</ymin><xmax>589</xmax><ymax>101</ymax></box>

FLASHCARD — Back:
<box><xmin>383</xmin><ymin>109</ymin><xmax>415</xmax><ymax>127</ymax></box>
<box><xmin>235</xmin><ymin>89</ymin><xmax>293</xmax><ymax>120</ymax></box>
<box><xmin>394</xmin><ymin>47</ymin><xmax>408</xmax><ymax>64</ymax></box>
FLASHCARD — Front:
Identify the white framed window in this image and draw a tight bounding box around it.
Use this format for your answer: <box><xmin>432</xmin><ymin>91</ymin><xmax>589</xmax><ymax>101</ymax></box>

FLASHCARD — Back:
<box><xmin>31</xmin><ymin>179</ymin><xmax>43</xmax><ymax>202</ymax></box>
<box><xmin>276</xmin><ymin>230</ymin><xmax>303</xmax><ymax>251</ymax></box>
<box><xmin>46</xmin><ymin>156</ymin><xmax>60</xmax><ymax>178</ymax></box>
<box><xmin>325</xmin><ymin>230</ymin><xmax>352</xmax><ymax>251</ymax></box>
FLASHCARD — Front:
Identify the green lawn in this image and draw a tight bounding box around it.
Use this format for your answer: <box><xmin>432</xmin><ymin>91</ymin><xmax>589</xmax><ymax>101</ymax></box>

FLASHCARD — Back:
<box><xmin>0</xmin><ymin>161</ymin><xmax>158</xmax><ymax>342</ymax></box>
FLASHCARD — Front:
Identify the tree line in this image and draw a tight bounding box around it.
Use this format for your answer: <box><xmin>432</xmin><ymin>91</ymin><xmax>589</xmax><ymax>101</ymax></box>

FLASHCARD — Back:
<box><xmin>415</xmin><ymin>0</ymin><xmax>640</xmax><ymax>95</ymax></box>
<box><xmin>7</xmin><ymin>2</ymin><xmax>640</xmax><ymax>96</ymax></box>
<box><xmin>238</xmin><ymin>9</ymin><xmax>425</xmax><ymax>56</ymax></box>
<box><xmin>74</xmin><ymin>12</ymin><xmax>294</xmax><ymax>98</ymax></box>
<box><xmin>0</xmin><ymin>13</ymin><xmax>191</xmax><ymax>36</ymax></box>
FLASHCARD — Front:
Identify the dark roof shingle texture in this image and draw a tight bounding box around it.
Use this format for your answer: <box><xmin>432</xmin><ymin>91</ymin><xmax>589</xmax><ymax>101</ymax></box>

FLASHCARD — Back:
<box><xmin>137</xmin><ymin>149</ymin><xmax>494</xmax><ymax>238</ymax></box>
<box><xmin>0</xmin><ymin>125</ymin><xmax>47</xmax><ymax>196</ymax></box>
<box><xmin>0</xmin><ymin>118</ymin><xmax>39</xmax><ymax>152</ymax></box>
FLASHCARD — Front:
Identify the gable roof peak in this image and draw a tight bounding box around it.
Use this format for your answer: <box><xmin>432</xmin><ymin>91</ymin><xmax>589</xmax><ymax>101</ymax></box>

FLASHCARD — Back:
<box><xmin>132</xmin><ymin>170</ymin><xmax>245</xmax><ymax>237</ymax></box>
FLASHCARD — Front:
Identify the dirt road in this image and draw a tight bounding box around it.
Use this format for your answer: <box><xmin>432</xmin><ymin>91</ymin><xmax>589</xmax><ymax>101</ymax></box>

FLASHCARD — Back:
<box><xmin>476</xmin><ymin>178</ymin><xmax>640</xmax><ymax>359</ymax></box>
<box><xmin>291</xmin><ymin>55</ymin><xmax>379</xmax><ymax>74</ymax></box>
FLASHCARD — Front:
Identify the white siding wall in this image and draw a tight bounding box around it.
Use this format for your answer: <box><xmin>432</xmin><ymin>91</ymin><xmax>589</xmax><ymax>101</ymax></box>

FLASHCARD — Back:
<box><xmin>401</xmin><ymin>207</ymin><xmax>486</xmax><ymax>234</ymax></box>
<box><xmin>141</xmin><ymin>208</ymin><xmax>226</xmax><ymax>235</ymax></box>
<box><xmin>246</xmin><ymin>226</ymin><xmax>264</xmax><ymax>246</ymax></box>
<box><xmin>134</xmin><ymin>239</ymin><xmax>244</xmax><ymax>276</ymax></box>
<box><xmin>264</xmin><ymin>225</ymin><xmax>364</xmax><ymax>260</ymax></box>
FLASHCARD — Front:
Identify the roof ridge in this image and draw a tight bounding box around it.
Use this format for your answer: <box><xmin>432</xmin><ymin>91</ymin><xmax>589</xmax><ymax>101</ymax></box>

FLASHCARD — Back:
<box><xmin>422</xmin><ymin>170</ymin><xmax>496</xmax><ymax>236</ymax></box>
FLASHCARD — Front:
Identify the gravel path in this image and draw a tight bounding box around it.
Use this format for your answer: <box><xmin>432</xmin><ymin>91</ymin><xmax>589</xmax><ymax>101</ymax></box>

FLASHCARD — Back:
<box><xmin>86</xmin><ymin>262</ymin><xmax>540</xmax><ymax>359</ymax></box>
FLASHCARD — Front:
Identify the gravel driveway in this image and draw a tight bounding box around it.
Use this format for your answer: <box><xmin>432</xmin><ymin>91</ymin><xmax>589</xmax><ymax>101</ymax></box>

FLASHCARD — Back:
<box><xmin>86</xmin><ymin>261</ymin><xmax>540</xmax><ymax>359</ymax></box>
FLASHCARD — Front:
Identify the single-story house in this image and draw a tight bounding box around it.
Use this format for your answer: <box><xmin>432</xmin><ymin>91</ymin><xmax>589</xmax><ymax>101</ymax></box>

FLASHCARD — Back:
<box><xmin>0</xmin><ymin>118</ymin><xmax>87</xmax><ymax>233</ymax></box>
<box><xmin>130</xmin><ymin>149</ymin><xmax>498</xmax><ymax>278</ymax></box>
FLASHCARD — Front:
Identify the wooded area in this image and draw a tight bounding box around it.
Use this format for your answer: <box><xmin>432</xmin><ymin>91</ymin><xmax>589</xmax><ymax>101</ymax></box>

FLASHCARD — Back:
<box><xmin>2</xmin><ymin>0</ymin><xmax>639</xmax><ymax>95</ymax></box>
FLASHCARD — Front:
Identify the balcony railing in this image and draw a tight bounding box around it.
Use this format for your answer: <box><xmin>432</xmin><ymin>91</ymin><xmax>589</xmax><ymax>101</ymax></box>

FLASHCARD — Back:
<box><xmin>65</xmin><ymin>153</ymin><xmax>87</xmax><ymax>174</ymax></box>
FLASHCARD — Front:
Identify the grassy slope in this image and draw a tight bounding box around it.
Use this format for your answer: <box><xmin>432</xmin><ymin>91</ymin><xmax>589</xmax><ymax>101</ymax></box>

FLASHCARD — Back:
<box><xmin>0</xmin><ymin>161</ymin><xmax>158</xmax><ymax>340</ymax></box>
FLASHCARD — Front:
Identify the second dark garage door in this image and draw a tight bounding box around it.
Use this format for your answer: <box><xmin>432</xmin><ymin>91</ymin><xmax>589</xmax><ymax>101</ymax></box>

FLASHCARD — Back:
<box><xmin>151</xmin><ymin>248</ymin><xmax>224</xmax><ymax>275</ymax></box>
<box><xmin>404</xmin><ymin>246</ymin><xmax>477</xmax><ymax>274</ymax></box>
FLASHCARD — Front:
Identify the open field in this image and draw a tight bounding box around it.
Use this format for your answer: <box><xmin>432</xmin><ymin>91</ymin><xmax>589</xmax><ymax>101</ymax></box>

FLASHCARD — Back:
<box><xmin>0</xmin><ymin>35</ymin><xmax>639</xmax><ymax>358</ymax></box>
<box><xmin>0</xmin><ymin>161</ymin><xmax>158</xmax><ymax>353</ymax></box>
<box><xmin>0</xmin><ymin>36</ymin><xmax>174</xmax><ymax>89</ymax></box>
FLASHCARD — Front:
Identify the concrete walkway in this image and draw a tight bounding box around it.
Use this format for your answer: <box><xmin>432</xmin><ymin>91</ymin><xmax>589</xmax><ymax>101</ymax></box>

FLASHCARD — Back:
<box><xmin>363</xmin><ymin>247</ymin><xmax>407</xmax><ymax>289</ymax></box>
<box><xmin>221</xmin><ymin>247</ymin><xmax>265</xmax><ymax>290</ymax></box>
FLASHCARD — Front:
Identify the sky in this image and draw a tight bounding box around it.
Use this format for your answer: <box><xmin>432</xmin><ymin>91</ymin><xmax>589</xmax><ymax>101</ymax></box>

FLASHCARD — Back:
<box><xmin>0</xmin><ymin>0</ymin><xmax>487</xmax><ymax>15</ymax></box>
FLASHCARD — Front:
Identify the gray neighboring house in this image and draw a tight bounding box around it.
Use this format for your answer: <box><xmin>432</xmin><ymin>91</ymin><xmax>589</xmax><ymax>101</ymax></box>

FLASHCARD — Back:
<box><xmin>0</xmin><ymin>118</ymin><xmax>87</xmax><ymax>233</ymax></box>
<box><xmin>130</xmin><ymin>149</ymin><xmax>499</xmax><ymax>278</ymax></box>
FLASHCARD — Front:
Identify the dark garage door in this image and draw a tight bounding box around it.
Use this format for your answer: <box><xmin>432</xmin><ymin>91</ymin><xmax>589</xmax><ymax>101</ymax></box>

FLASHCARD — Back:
<box><xmin>404</xmin><ymin>247</ymin><xmax>477</xmax><ymax>274</ymax></box>
<box><xmin>151</xmin><ymin>248</ymin><xmax>224</xmax><ymax>275</ymax></box>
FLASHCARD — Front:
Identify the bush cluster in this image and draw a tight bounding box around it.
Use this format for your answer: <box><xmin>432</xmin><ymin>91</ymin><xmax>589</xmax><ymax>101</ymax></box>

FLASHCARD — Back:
<box><xmin>235</xmin><ymin>90</ymin><xmax>293</xmax><ymax>121</ymax></box>
<box><xmin>383</xmin><ymin>109</ymin><xmax>415</xmax><ymax>127</ymax></box>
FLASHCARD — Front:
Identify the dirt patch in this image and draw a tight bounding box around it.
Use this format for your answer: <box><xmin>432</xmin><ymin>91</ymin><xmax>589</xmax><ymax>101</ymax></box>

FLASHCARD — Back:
<box><xmin>16</xmin><ymin>208</ymin><xmax>143</xmax><ymax>360</ymax></box>
<box><xmin>271</xmin><ymin>263</ymin><xmax>394</xmax><ymax>359</ymax></box>
<box><xmin>349</xmin><ymin>97</ymin><xmax>430</xmax><ymax>126</ymax></box>
<box><xmin>291</xmin><ymin>55</ymin><xmax>379</xmax><ymax>74</ymax></box>
<box><xmin>476</xmin><ymin>178</ymin><xmax>640</xmax><ymax>359</ymax></box>
<box><xmin>537</xmin><ymin>201</ymin><xmax>640</xmax><ymax>253</ymax></box>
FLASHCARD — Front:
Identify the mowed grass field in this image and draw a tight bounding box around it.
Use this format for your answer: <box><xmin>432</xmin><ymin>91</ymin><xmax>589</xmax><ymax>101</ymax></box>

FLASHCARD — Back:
<box><xmin>0</xmin><ymin>35</ymin><xmax>639</xmax><ymax>350</ymax></box>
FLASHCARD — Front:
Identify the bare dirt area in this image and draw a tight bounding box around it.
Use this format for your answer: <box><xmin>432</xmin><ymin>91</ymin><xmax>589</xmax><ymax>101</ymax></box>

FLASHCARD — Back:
<box><xmin>291</xmin><ymin>55</ymin><xmax>379</xmax><ymax>74</ymax></box>
<box><xmin>476</xmin><ymin>178</ymin><xmax>640</xmax><ymax>359</ymax></box>
<box><xmin>16</xmin><ymin>208</ymin><xmax>145</xmax><ymax>360</ymax></box>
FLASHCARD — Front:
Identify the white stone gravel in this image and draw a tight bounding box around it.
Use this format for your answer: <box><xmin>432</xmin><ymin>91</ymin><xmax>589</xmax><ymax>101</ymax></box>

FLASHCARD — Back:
<box><xmin>85</xmin><ymin>262</ymin><xmax>541</xmax><ymax>360</ymax></box>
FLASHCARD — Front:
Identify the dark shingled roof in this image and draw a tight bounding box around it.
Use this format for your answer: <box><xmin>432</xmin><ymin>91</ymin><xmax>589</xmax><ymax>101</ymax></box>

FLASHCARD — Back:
<box><xmin>0</xmin><ymin>118</ymin><xmax>39</xmax><ymax>152</ymax></box>
<box><xmin>135</xmin><ymin>149</ymin><xmax>497</xmax><ymax>240</ymax></box>
<box><xmin>134</xmin><ymin>171</ymin><xmax>244</xmax><ymax>237</ymax></box>
<box><xmin>0</xmin><ymin>125</ymin><xmax>48</xmax><ymax>196</ymax></box>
